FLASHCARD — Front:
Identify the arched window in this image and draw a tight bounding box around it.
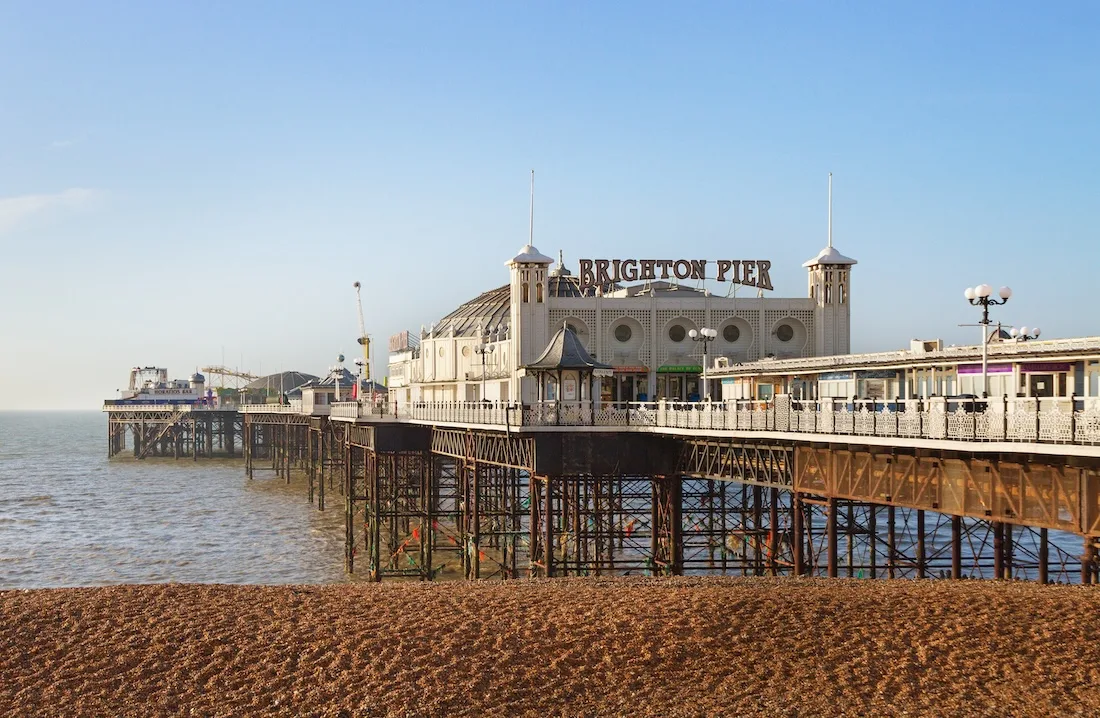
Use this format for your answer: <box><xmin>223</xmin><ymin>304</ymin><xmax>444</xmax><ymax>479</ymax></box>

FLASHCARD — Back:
<box><xmin>522</xmin><ymin>282</ymin><xmax>530</xmax><ymax>303</ymax></box>
<box><xmin>536</xmin><ymin>282</ymin><xmax>544</xmax><ymax>303</ymax></box>
<box><xmin>825</xmin><ymin>284</ymin><xmax>831</xmax><ymax>304</ymax></box>
<box><xmin>839</xmin><ymin>283</ymin><xmax>846</xmax><ymax>304</ymax></box>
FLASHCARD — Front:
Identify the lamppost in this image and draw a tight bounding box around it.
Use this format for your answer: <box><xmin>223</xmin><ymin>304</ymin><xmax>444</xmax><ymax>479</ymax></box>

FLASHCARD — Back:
<box><xmin>689</xmin><ymin>327</ymin><xmax>718</xmax><ymax>400</ymax></box>
<box><xmin>1010</xmin><ymin>326</ymin><xmax>1041</xmax><ymax>341</ymax></box>
<box><xmin>474</xmin><ymin>332</ymin><xmax>495</xmax><ymax>402</ymax></box>
<box><xmin>354</xmin><ymin>357</ymin><xmax>365</xmax><ymax>403</ymax></box>
<box><xmin>964</xmin><ymin>284</ymin><xmax>1011</xmax><ymax>398</ymax></box>
<box><xmin>331</xmin><ymin>353</ymin><xmax>345</xmax><ymax>402</ymax></box>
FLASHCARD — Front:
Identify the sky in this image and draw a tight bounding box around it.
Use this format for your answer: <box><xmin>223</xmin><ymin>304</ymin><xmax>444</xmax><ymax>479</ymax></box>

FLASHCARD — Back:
<box><xmin>1</xmin><ymin>1</ymin><xmax>1098</xmax><ymax>409</ymax></box>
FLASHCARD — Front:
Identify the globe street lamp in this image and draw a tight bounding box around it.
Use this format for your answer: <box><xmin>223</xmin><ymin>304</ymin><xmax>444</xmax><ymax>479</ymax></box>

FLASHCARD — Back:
<box><xmin>331</xmin><ymin>353</ymin><xmax>345</xmax><ymax>402</ymax></box>
<box><xmin>964</xmin><ymin>284</ymin><xmax>1011</xmax><ymax>398</ymax></box>
<box><xmin>1010</xmin><ymin>326</ymin><xmax>1041</xmax><ymax>341</ymax></box>
<box><xmin>689</xmin><ymin>327</ymin><xmax>718</xmax><ymax>400</ymax></box>
<box><xmin>474</xmin><ymin>333</ymin><xmax>495</xmax><ymax>402</ymax></box>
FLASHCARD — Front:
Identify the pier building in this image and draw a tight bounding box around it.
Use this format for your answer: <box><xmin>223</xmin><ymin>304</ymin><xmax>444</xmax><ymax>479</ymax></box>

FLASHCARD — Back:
<box><xmin>387</xmin><ymin>240</ymin><xmax>855</xmax><ymax>407</ymax></box>
<box><xmin>714</xmin><ymin>336</ymin><xmax>1100</xmax><ymax>405</ymax></box>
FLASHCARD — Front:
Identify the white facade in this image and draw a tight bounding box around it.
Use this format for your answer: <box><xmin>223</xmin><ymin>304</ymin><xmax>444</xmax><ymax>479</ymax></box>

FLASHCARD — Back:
<box><xmin>388</xmin><ymin>242</ymin><xmax>856</xmax><ymax>406</ymax></box>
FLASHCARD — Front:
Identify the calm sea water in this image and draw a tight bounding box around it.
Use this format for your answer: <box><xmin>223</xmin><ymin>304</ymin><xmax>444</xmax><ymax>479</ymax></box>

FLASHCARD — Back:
<box><xmin>0</xmin><ymin>412</ymin><xmax>349</xmax><ymax>589</ymax></box>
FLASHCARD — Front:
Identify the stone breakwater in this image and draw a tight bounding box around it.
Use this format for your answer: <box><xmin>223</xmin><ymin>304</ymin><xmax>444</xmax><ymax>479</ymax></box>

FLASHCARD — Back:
<box><xmin>2</xmin><ymin>577</ymin><xmax>1099</xmax><ymax>717</ymax></box>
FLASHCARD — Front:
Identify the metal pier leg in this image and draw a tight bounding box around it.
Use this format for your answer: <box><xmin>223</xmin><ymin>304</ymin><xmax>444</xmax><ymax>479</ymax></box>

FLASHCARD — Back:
<box><xmin>917</xmin><ymin>509</ymin><xmax>927</xmax><ymax>579</ymax></box>
<box><xmin>768</xmin><ymin>487</ymin><xmax>779</xmax><ymax>576</ymax></box>
<box><xmin>1083</xmin><ymin>537</ymin><xmax>1096</xmax><ymax>585</ymax></box>
<box><xmin>868</xmin><ymin>505</ymin><xmax>877</xmax><ymax>579</ymax></box>
<box><xmin>994</xmin><ymin>522</ymin><xmax>1005</xmax><ymax>580</ymax></box>
<box><xmin>545</xmin><ymin>476</ymin><xmax>555</xmax><ymax>578</ymax></box>
<box><xmin>886</xmin><ymin>506</ymin><xmax>896</xmax><ymax>578</ymax></box>
<box><xmin>792</xmin><ymin>492</ymin><xmax>803</xmax><ymax>576</ymax></box>
<box><xmin>951</xmin><ymin>515</ymin><xmax>962</xmax><ymax>579</ymax></box>
<box><xmin>827</xmin><ymin>497</ymin><xmax>838</xmax><ymax>579</ymax></box>
<box><xmin>1038</xmin><ymin>528</ymin><xmax>1049</xmax><ymax>585</ymax></box>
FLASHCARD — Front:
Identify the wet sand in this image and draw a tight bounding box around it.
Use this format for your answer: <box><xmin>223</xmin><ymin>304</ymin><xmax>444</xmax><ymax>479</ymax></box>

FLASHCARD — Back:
<box><xmin>2</xmin><ymin>577</ymin><xmax>1099</xmax><ymax>717</ymax></box>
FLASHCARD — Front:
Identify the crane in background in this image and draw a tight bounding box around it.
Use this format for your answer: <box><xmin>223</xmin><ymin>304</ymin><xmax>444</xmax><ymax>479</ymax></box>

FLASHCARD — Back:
<box><xmin>353</xmin><ymin>281</ymin><xmax>371</xmax><ymax>399</ymax></box>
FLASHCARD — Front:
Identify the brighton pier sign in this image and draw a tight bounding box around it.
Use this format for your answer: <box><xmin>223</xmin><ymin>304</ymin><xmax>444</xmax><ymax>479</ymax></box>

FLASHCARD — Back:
<box><xmin>578</xmin><ymin>259</ymin><xmax>773</xmax><ymax>291</ymax></box>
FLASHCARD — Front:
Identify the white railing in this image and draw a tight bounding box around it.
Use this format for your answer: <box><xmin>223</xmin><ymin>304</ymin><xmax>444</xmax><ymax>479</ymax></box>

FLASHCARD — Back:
<box><xmin>402</xmin><ymin>396</ymin><xmax>1100</xmax><ymax>446</ymax></box>
<box><xmin>239</xmin><ymin>400</ymin><xmax>303</xmax><ymax>414</ymax></box>
<box><xmin>217</xmin><ymin>395</ymin><xmax>1100</xmax><ymax>446</ymax></box>
<box><xmin>331</xmin><ymin>401</ymin><xmax>396</xmax><ymax>420</ymax></box>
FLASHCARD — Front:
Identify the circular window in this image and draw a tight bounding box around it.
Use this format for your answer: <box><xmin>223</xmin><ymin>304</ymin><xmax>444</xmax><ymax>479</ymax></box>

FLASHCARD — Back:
<box><xmin>461</xmin><ymin>346</ymin><xmax>471</xmax><ymax>357</ymax></box>
<box><xmin>438</xmin><ymin>346</ymin><xmax>446</xmax><ymax>357</ymax></box>
<box><xmin>776</xmin><ymin>324</ymin><xmax>794</xmax><ymax>342</ymax></box>
<box><xmin>614</xmin><ymin>324</ymin><xmax>632</xmax><ymax>343</ymax></box>
<box><xmin>668</xmin><ymin>325</ymin><xmax>686</xmax><ymax>342</ymax></box>
<box><xmin>723</xmin><ymin>325</ymin><xmax>740</xmax><ymax>343</ymax></box>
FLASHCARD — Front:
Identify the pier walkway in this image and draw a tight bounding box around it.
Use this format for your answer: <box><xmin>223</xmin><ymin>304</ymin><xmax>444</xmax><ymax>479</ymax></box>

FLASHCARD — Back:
<box><xmin>248</xmin><ymin>395</ymin><xmax>1100</xmax><ymax>457</ymax></box>
<box><xmin>104</xmin><ymin>397</ymin><xmax>1100</xmax><ymax>584</ymax></box>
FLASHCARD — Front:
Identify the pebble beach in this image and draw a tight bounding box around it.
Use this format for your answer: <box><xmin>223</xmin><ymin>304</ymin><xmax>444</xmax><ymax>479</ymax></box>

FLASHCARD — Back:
<box><xmin>3</xmin><ymin>577</ymin><xmax>1099</xmax><ymax>717</ymax></box>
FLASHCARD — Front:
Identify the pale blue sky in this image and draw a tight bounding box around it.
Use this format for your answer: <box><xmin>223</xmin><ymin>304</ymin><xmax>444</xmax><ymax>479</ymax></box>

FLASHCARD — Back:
<box><xmin>1</xmin><ymin>2</ymin><xmax>1097</xmax><ymax>409</ymax></box>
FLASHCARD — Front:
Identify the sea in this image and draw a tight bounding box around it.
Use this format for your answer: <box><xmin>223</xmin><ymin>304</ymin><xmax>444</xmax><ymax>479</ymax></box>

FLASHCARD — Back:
<box><xmin>0</xmin><ymin>411</ymin><xmax>349</xmax><ymax>590</ymax></box>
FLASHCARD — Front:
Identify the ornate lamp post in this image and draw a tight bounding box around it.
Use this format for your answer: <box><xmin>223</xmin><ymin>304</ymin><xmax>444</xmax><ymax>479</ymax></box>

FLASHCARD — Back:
<box><xmin>474</xmin><ymin>332</ymin><xmax>495</xmax><ymax>401</ymax></box>
<box><xmin>354</xmin><ymin>357</ymin><xmax>365</xmax><ymax>402</ymax></box>
<box><xmin>331</xmin><ymin>353</ymin><xmax>345</xmax><ymax>402</ymax></box>
<box><xmin>1010</xmin><ymin>326</ymin><xmax>1041</xmax><ymax>341</ymax></box>
<box><xmin>964</xmin><ymin>284</ymin><xmax>1011</xmax><ymax>398</ymax></box>
<box><xmin>689</xmin><ymin>327</ymin><xmax>718</xmax><ymax>400</ymax></box>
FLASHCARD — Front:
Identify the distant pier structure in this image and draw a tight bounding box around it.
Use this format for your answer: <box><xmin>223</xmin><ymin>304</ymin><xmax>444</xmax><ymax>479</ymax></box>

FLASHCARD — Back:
<box><xmin>104</xmin><ymin>240</ymin><xmax>1100</xmax><ymax>585</ymax></box>
<box><xmin>103</xmin><ymin>368</ymin><xmax>243</xmax><ymax>459</ymax></box>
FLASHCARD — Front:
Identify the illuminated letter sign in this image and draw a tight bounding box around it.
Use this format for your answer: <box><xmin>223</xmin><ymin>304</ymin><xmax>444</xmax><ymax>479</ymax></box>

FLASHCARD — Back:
<box><xmin>577</xmin><ymin>259</ymin><xmax>772</xmax><ymax>292</ymax></box>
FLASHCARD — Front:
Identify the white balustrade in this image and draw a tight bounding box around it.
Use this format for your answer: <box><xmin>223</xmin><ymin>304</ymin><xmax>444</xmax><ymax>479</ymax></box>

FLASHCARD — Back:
<box><xmin>226</xmin><ymin>394</ymin><xmax>1100</xmax><ymax>447</ymax></box>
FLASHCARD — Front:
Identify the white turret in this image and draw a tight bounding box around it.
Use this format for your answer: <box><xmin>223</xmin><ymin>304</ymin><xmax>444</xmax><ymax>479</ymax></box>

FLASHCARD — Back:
<box><xmin>508</xmin><ymin>243</ymin><xmax>553</xmax><ymax>402</ymax></box>
<box><xmin>804</xmin><ymin>174</ymin><xmax>856</xmax><ymax>355</ymax></box>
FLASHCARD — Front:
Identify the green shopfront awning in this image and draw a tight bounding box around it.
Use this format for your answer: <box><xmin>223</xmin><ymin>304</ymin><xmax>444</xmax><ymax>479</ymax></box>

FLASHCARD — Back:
<box><xmin>657</xmin><ymin>365</ymin><xmax>703</xmax><ymax>374</ymax></box>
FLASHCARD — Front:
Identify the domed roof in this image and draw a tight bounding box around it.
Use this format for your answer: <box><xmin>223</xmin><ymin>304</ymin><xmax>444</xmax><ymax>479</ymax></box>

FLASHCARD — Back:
<box><xmin>244</xmin><ymin>371</ymin><xmax>319</xmax><ymax>392</ymax></box>
<box><xmin>803</xmin><ymin>245</ymin><xmax>857</xmax><ymax>267</ymax></box>
<box><xmin>508</xmin><ymin>243</ymin><xmax>554</xmax><ymax>265</ymax></box>
<box><xmin>434</xmin><ymin>285</ymin><xmax>512</xmax><ymax>338</ymax></box>
<box><xmin>190</xmin><ymin>373</ymin><xmax>205</xmax><ymax>382</ymax></box>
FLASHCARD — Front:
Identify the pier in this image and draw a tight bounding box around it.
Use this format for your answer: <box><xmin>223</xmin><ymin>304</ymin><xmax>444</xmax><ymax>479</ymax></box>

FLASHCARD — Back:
<box><xmin>101</xmin><ymin>244</ymin><xmax>1100</xmax><ymax>585</ymax></box>
<box><xmin>206</xmin><ymin>393</ymin><xmax>1100</xmax><ymax>585</ymax></box>
<box><xmin>104</xmin><ymin>403</ymin><xmax>242</xmax><ymax>460</ymax></box>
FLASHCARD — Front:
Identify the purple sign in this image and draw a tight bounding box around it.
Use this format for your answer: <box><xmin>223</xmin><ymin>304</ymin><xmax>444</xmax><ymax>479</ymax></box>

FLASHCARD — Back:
<box><xmin>1021</xmin><ymin>362</ymin><xmax>1072</xmax><ymax>373</ymax></box>
<box><xmin>957</xmin><ymin>364</ymin><xmax>1013</xmax><ymax>375</ymax></box>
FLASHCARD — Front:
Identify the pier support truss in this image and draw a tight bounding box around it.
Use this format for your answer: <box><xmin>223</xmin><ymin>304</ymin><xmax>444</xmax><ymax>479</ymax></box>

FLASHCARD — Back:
<box><xmin>107</xmin><ymin>409</ymin><xmax>241</xmax><ymax>460</ymax></box>
<box><xmin>243</xmin><ymin>413</ymin><xmax>310</xmax><ymax>481</ymax></box>
<box><xmin>345</xmin><ymin>445</ymin><xmax>434</xmax><ymax>580</ymax></box>
<box><xmin>116</xmin><ymin>414</ymin><xmax>1095</xmax><ymax>586</ymax></box>
<box><xmin>304</xmin><ymin>418</ymin><xmax>346</xmax><ymax>510</ymax></box>
<box><xmin>527</xmin><ymin>474</ymin><xmax>681</xmax><ymax>577</ymax></box>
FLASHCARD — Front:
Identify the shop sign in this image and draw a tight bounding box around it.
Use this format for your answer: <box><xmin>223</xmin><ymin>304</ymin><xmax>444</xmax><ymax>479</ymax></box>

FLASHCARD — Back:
<box><xmin>856</xmin><ymin>369</ymin><xmax>899</xmax><ymax>379</ymax></box>
<box><xmin>1021</xmin><ymin>362</ymin><xmax>1072</xmax><ymax>373</ymax></box>
<box><xmin>612</xmin><ymin>365</ymin><xmax>649</xmax><ymax>373</ymax></box>
<box><xmin>957</xmin><ymin>364</ymin><xmax>1013</xmax><ymax>374</ymax></box>
<box><xmin>579</xmin><ymin>259</ymin><xmax>773</xmax><ymax>291</ymax></box>
<box><xmin>657</xmin><ymin>365</ymin><xmax>703</xmax><ymax>374</ymax></box>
